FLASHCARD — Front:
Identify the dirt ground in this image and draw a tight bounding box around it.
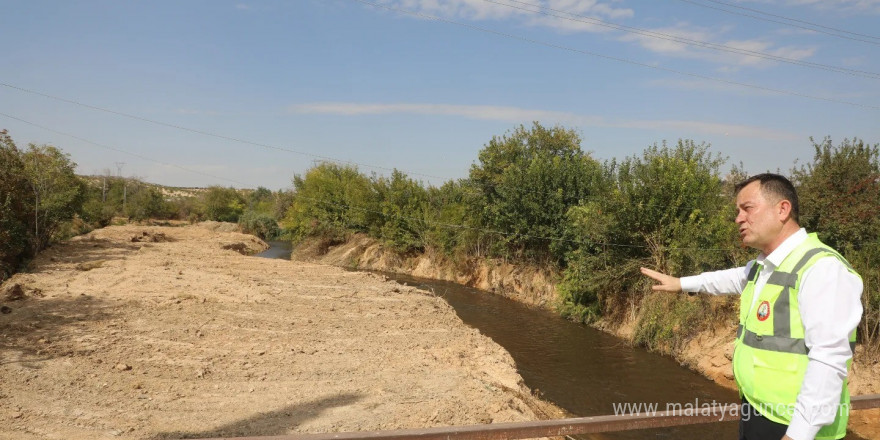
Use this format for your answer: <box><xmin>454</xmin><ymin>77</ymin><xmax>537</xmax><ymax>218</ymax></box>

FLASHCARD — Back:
<box><xmin>0</xmin><ymin>224</ymin><xmax>560</xmax><ymax>440</ymax></box>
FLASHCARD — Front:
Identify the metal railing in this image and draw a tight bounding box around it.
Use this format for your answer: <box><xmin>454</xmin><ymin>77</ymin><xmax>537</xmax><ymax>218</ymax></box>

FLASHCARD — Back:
<box><xmin>192</xmin><ymin>393</ymin><xmax>880</xmax><ymax>440</ymax></box>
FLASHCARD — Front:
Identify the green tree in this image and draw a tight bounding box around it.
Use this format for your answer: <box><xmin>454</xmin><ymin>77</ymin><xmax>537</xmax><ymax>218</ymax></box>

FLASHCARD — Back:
<box><xmin>469</xmin><ymin>122</ymin><xmax>607</xmax><ymax>261</ymax></box>
<box><xmin>272</xmin><ymin>189</ymin><xmax>294</xmax><ymax>219</ymax></box>
<box><xmin>0</xmin><ymin>130</ymin><xmax>34</xmax><ymax>279</ymax></box>
<box><xmin>21</xmin><ymin>143</ymin><xmax>86</xmax><ymax>252</ymax></box>
<box><xmin>793</xmin><ymin>137</ymin><xmax>880</xmax><ymax>250</ymax></box>
<box><xmin>559</xmin><ymin>140</ymin><xmax>743</xmax><ymax>332</ymax></box>
<box><xmin>202</xmin><ymin>186</ymin><xmax>246</xmax><ymax>222</ymax></box>
<box><xmin>248</xmin><ymin>186</ymin><xmax>274</xmax><ymax>215</ymax></box>
<box><xmin>125</xmin><ymin>182</ymin><xmax>172</xmax><ymax>221</ymax></box>
<box><xmin>792</xmin><ymin>137</ymin><xmax>880</xmax><ymax>347</ymax></box>
<box><xmin>374</xmin><ymin>169</ymin><xmax>429</xmax><ymax>252</ymax></box>
<box><xmin>423</xmin><ymin>179</ymin><xmax>480</xmax><ymax>256</ymax></box>
<box><xmin>282</xmin><ymin>163</ymin><xmax>379</xmax><ymax>242</ymax></box>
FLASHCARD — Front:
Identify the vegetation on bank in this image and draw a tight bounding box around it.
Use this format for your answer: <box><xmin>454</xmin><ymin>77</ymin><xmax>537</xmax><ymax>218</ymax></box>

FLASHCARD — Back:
<box><xmin>0</xmin><ymin>129</ymin><xmax>293</xmax><ymax>280</ymax></box>
<box><xmin>279</xmin><ymin>123</ymin><xmax>880</xmax><ymax>354</ymax></box>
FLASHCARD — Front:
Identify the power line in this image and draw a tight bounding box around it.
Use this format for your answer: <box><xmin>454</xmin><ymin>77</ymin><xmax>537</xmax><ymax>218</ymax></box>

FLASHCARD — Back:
<box><xmin>0</xmin><ymin>81</ymin><xmax>738</xmax><ymax>216</ymax></box>
<box><xmin>0</xmin><ymin>110</ymin><xmax>737</xmax><ymax>252</ymax></box>
<box><xmin>0</xmin><ymin>111</ymin><xmax>251</xmax><ymax>187</ymax></box>
<box><xmin>479</xmin><ymin>0</ymin><xmax>880</xmax><ymax>80</ymax></box>
<box><xmin>0</xmin><ymin>82</ymin><xmax>453</xmax><ymax>184</ymax></box>
<box><xmin>352</xmin><ymin>0</ymin><xmax>880</xmax><ymax>111</ymax></box>
<box><xmin>694</xmin><ymin>0</ymin><xmax>880</xmax><ymax>40</ymax></box>
<box><xmin>673</xmin><ymin>0</ymin><xmax>880</xmax><ymax>46</ymax></box>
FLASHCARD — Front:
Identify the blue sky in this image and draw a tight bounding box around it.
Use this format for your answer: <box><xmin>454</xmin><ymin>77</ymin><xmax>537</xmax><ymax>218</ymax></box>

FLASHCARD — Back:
<box><xmin>1</xmin><ymin>0</ymin><xmax>879</xmax><ymax>190</ymax></box>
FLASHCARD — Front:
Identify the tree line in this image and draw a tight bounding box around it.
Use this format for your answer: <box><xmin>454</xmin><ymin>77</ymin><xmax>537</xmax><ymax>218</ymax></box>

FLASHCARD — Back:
<box><xmin>280</xmin><ymin>123</ymin><xmax>879</xmax><ymax>352</ymax></box>
<box><xmin>0</xmin><ymin>129</ymin><xmax>294</xmax><ymax>280</ymax></box>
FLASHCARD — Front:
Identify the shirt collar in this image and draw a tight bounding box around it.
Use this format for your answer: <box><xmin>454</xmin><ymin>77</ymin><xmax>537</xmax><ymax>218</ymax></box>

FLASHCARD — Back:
<box><xmin>756</xmin><ymin>228</ymin><xmax>807</xmax><ymax>269</ymax></box>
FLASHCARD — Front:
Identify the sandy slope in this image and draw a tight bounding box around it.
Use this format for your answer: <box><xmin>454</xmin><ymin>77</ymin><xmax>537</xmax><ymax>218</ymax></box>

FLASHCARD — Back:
<box><xmin>0</xmin><ymin>224</ymin><xmax>558</xmax><ymax>440</ymax></box>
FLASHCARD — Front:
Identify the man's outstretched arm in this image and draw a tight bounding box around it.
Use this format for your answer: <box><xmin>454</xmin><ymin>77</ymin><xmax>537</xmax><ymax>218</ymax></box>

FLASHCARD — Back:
<box><xmin>641</xmin><ymin>262</ymin><xmax>755</xmax><ymax>296</ymax></box>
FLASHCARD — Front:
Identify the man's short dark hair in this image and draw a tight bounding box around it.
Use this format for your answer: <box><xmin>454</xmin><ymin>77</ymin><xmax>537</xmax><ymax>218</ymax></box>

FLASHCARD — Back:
<box><xmin>735</xmin><ymin>173</ymin><xmax>799</xmax><ymax>223</ymax></box>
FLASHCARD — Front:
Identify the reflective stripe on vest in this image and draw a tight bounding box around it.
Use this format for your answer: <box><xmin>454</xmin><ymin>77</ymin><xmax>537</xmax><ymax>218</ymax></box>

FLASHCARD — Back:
<box><xmin>750</xmin><ymin>247</ymin><xmax>852</xmax><ymax>347</ymax></box>
<box><xmin>735</xmin><ymin>324</ymin><xmax>856</xmax><ymax>355</ymax></box>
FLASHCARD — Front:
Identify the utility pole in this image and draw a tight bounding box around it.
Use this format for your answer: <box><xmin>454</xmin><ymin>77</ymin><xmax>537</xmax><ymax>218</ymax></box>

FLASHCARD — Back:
<box><xmin>115</xmin><ymin>162</ymin><xmax>126</xmax><ymax>216</ymax></box>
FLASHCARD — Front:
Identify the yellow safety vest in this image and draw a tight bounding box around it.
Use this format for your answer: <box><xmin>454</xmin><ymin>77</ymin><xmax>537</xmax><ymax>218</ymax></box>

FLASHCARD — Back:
<box><xmin>733</xmin><ymin>233</ymin><xmax>859</xmax><ymax>440</ymax></box>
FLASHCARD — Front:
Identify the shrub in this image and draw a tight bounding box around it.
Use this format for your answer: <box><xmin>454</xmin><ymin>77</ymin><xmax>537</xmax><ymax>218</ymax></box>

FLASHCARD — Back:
<box><xmin>239</xmin><ymin>210</ymin><xmax>280</xmax><ymax>240</ymax></box>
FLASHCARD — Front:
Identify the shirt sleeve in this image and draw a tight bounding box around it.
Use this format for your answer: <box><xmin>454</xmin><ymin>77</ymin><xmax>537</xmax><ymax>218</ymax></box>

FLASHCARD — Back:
<box><xmin>785</xmin><ymin>257</ymin><xmax>864</xmax><ymax>440</ymax></box>
<box><xmin>679</xmin><ymin>260</ymin><xmax>754</xmax><ymax>295</ymax></box>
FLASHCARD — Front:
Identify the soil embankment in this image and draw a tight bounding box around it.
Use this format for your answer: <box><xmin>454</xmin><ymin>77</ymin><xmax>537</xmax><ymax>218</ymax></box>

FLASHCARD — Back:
<box><xmin>294</xmin><ymin>234</ymin><xmax>559</xmax><ymax>308</ymax></box>
<box><xmin>297</xmin><ymin>235</ymin><xmax>880</xmax><ymax>439</ymax></box>
<box><xmin>0</xmin><ymin>224</ymin><xmax>560</xmax><ymax>440</ymax></box>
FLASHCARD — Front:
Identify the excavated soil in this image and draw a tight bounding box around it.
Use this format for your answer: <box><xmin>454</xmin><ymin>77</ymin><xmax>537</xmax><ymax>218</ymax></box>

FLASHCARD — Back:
<box><xmin>0</xmin><ymin>224</ymin><xmax>559</xmax><ymax>440</ymax></box>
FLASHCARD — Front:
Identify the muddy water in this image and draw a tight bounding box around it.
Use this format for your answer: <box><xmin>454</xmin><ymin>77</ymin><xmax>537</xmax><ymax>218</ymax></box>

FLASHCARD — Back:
<box><xmin>254</xmin><ymin>240</ymin><xmax>293</xmax><ymax>259</ymax></box>
<box><xmin>375</xmin><ymin>273</ymin><xmax>867</xmax><ymax>440</ymax></box>
<box><xmin>259</xmin><ymin>244</ymin><xmax>864</xmax><ymax>439</ymax></box>
<box><xmin>381</xmin><ymin>272</ymin><xmax>741</xmax><ymax>439</ymax></box>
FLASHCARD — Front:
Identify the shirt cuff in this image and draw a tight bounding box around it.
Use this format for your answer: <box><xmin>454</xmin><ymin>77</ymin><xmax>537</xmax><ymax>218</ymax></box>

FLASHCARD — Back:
<box><xmin>680</xmin><ymin>275</ymin><xmax>702</xmax><ymax>292</ymax></box>
<box><xmin>785</xmin><ymin>417</ymin><xmax>821</xmax><ymax>440</ymax></box>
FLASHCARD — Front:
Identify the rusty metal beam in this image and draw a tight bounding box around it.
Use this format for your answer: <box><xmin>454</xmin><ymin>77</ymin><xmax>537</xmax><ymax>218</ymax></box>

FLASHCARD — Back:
<box><xmin>191</xmin><ymin>394</ymin><xmax>880</xmax><ymax>440</ymax></box>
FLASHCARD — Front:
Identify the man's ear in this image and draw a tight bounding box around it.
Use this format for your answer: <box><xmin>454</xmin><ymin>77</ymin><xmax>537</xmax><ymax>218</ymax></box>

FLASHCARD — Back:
<box><xmin>778</xmin><ymin>199</ymin><xmax>793</xmax><ymax>221</ymax></box>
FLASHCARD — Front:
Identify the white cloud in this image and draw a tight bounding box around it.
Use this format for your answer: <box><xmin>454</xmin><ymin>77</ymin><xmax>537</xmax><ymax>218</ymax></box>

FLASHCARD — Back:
<box><xmin>379</xmin><ymin>0</ymin><xmax>633</xmax><ymax>32</ymax></box>
<box><xmin>289</xmin><ymin>101</ymin><xmax>798</xmax><ymax>140</ymax></box>
<box><xmin>618</xmin><ymin>22</ymin><xmax>815</xmax><ymax>69</ymax></box>
<box><xmin>374</xmin><ymin>1</ymin><xmax>815</xmax><ymax>70</ymax></box>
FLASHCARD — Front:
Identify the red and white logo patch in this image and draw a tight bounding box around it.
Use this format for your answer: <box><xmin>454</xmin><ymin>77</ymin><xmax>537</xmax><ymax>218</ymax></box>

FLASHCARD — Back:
<box><xmin>756</xmin><ymin>300</ymin><xmax>771</xmax><ymax>321</ymax></box>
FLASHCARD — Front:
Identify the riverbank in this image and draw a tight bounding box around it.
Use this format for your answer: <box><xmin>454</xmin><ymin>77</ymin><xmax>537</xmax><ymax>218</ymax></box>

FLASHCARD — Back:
<box><xmin>295</xmin><ymin>234</ymin><xmax>880</xmax><ymax>439</ymax></box>
<box><xmin>0</xmin><ymin>224</ymin><xmax>561</xmax><ymax>440</ymax></box>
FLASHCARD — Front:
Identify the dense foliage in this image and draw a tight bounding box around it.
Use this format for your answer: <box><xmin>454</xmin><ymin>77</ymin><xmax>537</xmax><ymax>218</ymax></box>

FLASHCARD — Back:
<box><xmin>281</xmin><ymin>125</ymin><xmax>879</xmax><ymax>352</ymax></box>
<box><xmin>0</xmin><ymin>131</ymin><xmax>84</xmax><ymax>279</ymax></box>
<box><xmin>793</xmin><ymin>138</ymin><xmax>880</xmax><ymax>348</ymax></box>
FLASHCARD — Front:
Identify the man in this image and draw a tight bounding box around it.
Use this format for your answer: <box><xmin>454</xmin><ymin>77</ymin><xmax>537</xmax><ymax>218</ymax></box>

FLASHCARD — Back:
<box><xmin>641</xmin><ymin>173</ymin><xmax>862</xmax><ymax>440</ymax></box>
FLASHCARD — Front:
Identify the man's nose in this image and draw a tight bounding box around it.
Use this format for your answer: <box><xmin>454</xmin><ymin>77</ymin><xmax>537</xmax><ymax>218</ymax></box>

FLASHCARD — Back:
<box><xmin>735</xmin><ymin>211</ymin><xmax>745</xmax><ymax>224</ymax></box>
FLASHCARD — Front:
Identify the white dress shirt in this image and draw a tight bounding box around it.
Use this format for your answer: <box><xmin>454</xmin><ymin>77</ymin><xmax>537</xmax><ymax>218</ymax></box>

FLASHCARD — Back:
<box><xmin>680</xmin><ymin>228</ymin><xmax>863</xmax><ymax>440</ymax></box>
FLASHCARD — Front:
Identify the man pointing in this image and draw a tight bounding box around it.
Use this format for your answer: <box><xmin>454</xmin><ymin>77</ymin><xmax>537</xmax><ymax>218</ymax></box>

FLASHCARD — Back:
<box><xmin>641</xmin><ymin>173</ymin><xmax>862</xmax><ymax>440</ymax></box>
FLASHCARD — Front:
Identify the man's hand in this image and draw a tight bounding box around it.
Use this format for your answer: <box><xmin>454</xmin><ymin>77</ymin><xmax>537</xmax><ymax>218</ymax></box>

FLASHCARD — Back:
<box><xmin>640</xmin><ymin>267</ymin><xmax>682</xmax><ymax>292</ymax></box>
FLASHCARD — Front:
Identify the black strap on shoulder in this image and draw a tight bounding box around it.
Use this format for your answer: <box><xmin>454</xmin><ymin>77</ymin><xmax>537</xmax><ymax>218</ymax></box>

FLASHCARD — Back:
<box><xmin>747</xmin><ymin>262</ymin><xmax>760</xmax><ymax>282</ymax></box>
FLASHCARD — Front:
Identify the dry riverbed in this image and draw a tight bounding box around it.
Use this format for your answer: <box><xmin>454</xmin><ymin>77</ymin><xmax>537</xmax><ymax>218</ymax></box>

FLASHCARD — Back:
<box><xmin>0</xmin><ymin>224</ymin><xmax>559</xmax><ymax>440</ymax></box>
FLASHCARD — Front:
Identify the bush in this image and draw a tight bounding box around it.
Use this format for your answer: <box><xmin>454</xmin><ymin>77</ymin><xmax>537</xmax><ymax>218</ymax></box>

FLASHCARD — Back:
<box><xmin>423</xmin><ymin>180</ymin><xmax>480</xmax><ymax>256</ymax></box>
<box><xmin>558</xmin><ymin>140</ymin><xmax>744</xmax><ymax>324</ymax></box>
<box><xmin>282</xmin><ymin>163</ymin><xmax>380</xmax><ymax>242</ymax></box>
<box><xmin>468</xmin><ymin>122</ymin><xmax>608</xmax><ymax>262</ymax></box>
<box><xmin>0</xmin><ymin>130</ymin><xmax>85</xmax><ymax>279</ymax></box>
<box><xmin>239</xmin><ymin>210</ymin><xmax>280</xmax><ymax>240</ymax></box>
<box><xmin>374</xmin><ymin>170</ymin><xmax>428</xmax><ymax>253</ymax></box>
<box><xmin>792</xmin><ymin>137</ymin><xmax>880</xmax><ymax>346</ymax></box>
<box><xmin>202</xmin><ymin>186</ymin><xmax>246</xmax><ymax>223</ymax></box>
<box><xmin>0</xmin><ymin>130</ymin><xmax>33</xmax><ymax>279</ymax></box>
